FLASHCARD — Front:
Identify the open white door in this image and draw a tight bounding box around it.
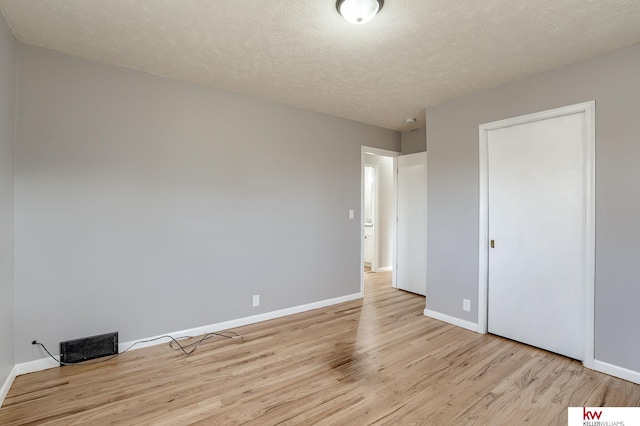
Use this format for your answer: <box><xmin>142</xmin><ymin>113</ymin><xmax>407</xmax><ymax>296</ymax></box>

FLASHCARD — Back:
<box><xmin>397</xmin><ymin>152</ymin><xmax>427</xmax><ymax>296</ymax></box>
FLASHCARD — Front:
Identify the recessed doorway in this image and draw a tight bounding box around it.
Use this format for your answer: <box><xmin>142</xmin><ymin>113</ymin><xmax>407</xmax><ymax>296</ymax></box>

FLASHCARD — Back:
<box><xmin>361</xmin><ymin>147</ymin><xmax>399</xmax><ymax>294</ymax></box>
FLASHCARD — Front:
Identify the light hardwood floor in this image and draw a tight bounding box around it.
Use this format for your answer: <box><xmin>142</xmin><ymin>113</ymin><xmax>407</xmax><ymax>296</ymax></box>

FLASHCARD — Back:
<box><xmin>2</xmin><ymin>271</ymin><xmax>639</xmax><ymax>425</ymax></box>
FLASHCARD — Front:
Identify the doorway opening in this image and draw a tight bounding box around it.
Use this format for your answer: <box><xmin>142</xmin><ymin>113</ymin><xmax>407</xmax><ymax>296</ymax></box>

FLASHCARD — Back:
<box><xmin>363</xmin><ymin>164</ymin><xmax>378</xmax><ymax>271</ymax></box>
<box><xmin>361</xmin><ymin>147</ymin><xmax>399</xmax><ymax>294</ymax></box>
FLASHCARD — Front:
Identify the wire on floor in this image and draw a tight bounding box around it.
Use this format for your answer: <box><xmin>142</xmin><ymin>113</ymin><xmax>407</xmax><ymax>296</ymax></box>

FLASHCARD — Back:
<box><xmin>32</xmin><ymin>330</ymin><xmax>243</xmax><ymax>366</ymax></box>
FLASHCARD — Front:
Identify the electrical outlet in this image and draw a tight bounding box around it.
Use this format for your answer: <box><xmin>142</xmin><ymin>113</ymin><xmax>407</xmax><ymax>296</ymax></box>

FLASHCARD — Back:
<box><xmin>253</xmin><ymin>295</ymin><xmax>260</xmax><ymax>307</ymax></box>
<box><xmin>463</xmin><ymin>299</ymin><xmax>471</xmax><ymax>312</ymax></box>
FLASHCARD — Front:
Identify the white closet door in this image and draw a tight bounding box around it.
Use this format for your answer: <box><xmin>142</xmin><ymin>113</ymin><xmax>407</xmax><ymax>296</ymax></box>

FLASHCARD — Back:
<box><xmin>397</xmin><ymin>152</ymin><xmax>427</xmax><ymax>296</ymax></box>
<box><xmin>488</xmin><ymin>112</ymin><xmax>586</xmax><ymax>360</ymax></box>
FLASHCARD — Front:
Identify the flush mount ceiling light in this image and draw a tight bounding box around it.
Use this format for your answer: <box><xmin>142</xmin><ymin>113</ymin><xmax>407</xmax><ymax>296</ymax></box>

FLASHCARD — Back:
<box><xmin>336</xmin><ymin>0</ymin><xmax>384</xmax><ymax>25</ymax></box>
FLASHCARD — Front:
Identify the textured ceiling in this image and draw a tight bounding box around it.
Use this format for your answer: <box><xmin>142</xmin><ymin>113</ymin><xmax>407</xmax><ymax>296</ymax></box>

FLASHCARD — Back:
<box><xmin>1</xmin><ymin>1</ymin><xmax>640</xmax><ymax>131</ymax></box>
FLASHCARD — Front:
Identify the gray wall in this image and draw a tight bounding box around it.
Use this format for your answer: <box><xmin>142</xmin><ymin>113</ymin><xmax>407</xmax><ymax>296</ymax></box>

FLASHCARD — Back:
<box><xmin>426</xmin><ymin>43</ymin><xmax>640</xmax><ymax>372</ymax></box>
<box><xmin>401</xmin><ymin>127</ymin><xmax>426</xmax><ymax>154</ymax></box>
<box><xmin>0</xmin><ymin>13</ymin><xmax>15</xmax><ymax>386</ymax></box>
<box><xmin>14</xmin><ymin>44</ymin><xmax>399</xmax><ymax>363</ymax></box>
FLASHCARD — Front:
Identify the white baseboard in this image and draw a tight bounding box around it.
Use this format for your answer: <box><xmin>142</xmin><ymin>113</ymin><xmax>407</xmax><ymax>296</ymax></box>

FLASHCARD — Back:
<box><xmin>115</xmin><ymin>291</ymin><xmax>363</xmax><ymax>353</ymax></box>
<box><xmin>14</xmin><ymin>356</ymin><xmax>59</xmax><ymax>376</ymax></box>
<box><xmin>0</xmin><ymin>366</ymin><xmax>18</xmax><ymax>408</ymax></box>
<box><xmin>593</xmin><ymin>359</ymin><xmax>640</xmax><ymax>385</ymax></box>
<box><xmin>14</xmin><ymin>291</ymin><xmax>363</xmax><ymax>376</ymax></box>
<box><xmin>423</xmin><ymin>309</ymin><xmax>481</xmax><ymax>333</ymax></box>
<box><xmin>377</xmin><ymin>266</ymin><xmax>392</xmax><ymax>272</ymax></box>
<box><xmin>7</xmin><ymin>295</ymin><xmax>640</xmax><ymax>404</ymax></box>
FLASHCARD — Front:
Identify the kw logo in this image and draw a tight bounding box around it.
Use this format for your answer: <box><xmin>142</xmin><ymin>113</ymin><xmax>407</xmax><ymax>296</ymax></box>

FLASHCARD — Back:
<box><xmin>583</xmin><ymin>407</ymin><xmax>603</xmax><ymax>420</ymax></box>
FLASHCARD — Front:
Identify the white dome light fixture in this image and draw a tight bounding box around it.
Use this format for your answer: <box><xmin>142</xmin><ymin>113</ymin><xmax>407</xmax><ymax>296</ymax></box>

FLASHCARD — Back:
<box><xmin>336</xmin><ymin>0</ymin><xmax>384</xmax><ymax>25</ymax></box>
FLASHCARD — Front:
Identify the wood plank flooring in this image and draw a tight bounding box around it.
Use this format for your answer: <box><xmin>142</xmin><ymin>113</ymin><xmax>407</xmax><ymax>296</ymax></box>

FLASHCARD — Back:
<box><xmin>2</xmin><ymin>271</ymin><xmax>639</xmax><ymax>425</ymax></box>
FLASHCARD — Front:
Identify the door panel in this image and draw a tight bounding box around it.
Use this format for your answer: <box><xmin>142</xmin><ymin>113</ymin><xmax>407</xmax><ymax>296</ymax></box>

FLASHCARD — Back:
<box><xmin>488</xmin><ymin>113</ymin><xmax>585</xmax><ymax>360</ymax></box>
<box><xmin>397</xmin><ymin>152</ymin><xmax>427</xmax><ymax>296</ymax></box>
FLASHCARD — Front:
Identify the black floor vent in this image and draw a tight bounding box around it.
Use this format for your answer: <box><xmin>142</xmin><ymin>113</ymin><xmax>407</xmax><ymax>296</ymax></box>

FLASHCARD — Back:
<box><xmin>60</xmin><ymin>332</ymin><xmax>118</xmax><ymax>365</ymax></box>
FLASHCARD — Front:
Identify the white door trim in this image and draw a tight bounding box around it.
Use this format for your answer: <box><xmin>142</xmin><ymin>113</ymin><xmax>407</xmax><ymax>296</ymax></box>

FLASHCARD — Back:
<box><xmin>361</xmin><ymin>147</ymin><xmax>400</xmax><ymax>294</ymax></box>
<box><xmin>478</xmin><ymin>101</ymin><xmax>595</xmax><ymax>368</ymax></box>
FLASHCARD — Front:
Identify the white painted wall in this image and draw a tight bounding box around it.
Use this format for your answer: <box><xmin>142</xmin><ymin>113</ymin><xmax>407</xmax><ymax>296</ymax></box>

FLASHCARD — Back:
<box><xmin>13</xmin><ymin>44</ymin><xmax>400</xmax><ymax>363</ymax></box>
<box><xmin>363</xmin><ymin>166</ymin><xmax>374</xmax><ymax>226</ymax></box>
<box><xmin>0</xmin><ymin>13</ymin><xmax>16</xmax><ymax>390</ymax></box>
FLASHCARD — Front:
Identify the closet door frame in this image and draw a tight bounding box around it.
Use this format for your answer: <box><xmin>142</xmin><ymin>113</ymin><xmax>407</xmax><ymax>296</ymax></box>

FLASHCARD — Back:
<box><xmin>477</xmin><ymin>101</ymin><xmax>595</xmax><ymax>368</ymax></box>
